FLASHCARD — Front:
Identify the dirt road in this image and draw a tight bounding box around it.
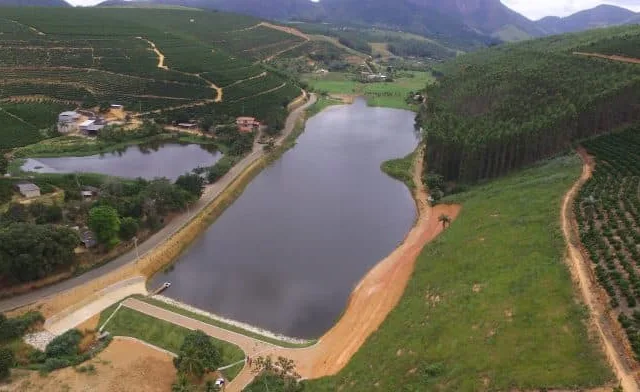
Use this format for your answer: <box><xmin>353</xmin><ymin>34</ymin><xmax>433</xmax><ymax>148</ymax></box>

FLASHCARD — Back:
<box><xmin>561</xmin><ymin>148</ymin><xmax>639</xmax><ymax>392</ymax></box>
<box><xmin>573</xmin><ymin>52</ymin><xmax>640</xmax><ymax>64</ymax></box>
<box><xmin>0</xmin><ymin>94</ymin><xmax>316</xmax><ymax>314</ymax></box>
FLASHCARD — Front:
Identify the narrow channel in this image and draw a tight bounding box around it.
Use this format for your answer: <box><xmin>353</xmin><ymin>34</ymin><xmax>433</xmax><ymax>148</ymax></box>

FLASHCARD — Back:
<box><xmin>150</xmin><ymin>98</ymin><xmax>419</xmax><ymax>338</ymax></box>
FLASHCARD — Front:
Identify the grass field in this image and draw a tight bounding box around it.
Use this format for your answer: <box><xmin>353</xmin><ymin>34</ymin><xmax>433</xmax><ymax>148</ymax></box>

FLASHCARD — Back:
<box><xmin>138</xmin><ymin>296</ymin><xmax>315</xmax><ymax>348</ymax></box>
<box><xmin>98</xmin><ymin>305</ymin><xmax>245</xmax><ymax>379</ymax></box>
<box><xmin>302</xmin><ymin>71</ymin><xmax>434</xmax><ymax>110</ymax></box>
<box><xmin>305</xmin><ymin>155</ymin><xmax>613</xmax><ymax>391</ymax></box>
<box><xmin>381</xmin><ymin>152</ymin><xmax>415</xmax><ymax>190</ymax></box>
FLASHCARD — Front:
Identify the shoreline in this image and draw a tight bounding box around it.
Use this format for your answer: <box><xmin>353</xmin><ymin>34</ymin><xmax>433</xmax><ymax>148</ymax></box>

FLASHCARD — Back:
<box><xmin>0</xmin><ymin>94</ymin><xmax>317</xmax><ymax>316</ymax></box>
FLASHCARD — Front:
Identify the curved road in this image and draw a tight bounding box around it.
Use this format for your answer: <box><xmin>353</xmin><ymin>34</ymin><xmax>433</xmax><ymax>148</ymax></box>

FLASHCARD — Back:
<box><xmin>0</xmin><ymin>93</ymin><xmax>317</xmax><ymax>313</ymax></box>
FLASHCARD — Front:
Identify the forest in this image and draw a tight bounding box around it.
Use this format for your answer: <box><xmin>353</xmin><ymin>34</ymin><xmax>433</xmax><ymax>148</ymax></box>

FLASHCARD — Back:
<box><xmin>417</xmin><ymin>24</ymin><xmax>640</xmax><ymax>183</ymax></box>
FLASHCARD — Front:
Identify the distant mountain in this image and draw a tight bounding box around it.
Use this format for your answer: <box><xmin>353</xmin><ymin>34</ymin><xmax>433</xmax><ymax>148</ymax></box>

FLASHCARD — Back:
<box><xmin>0</xmin><ymin>0</ymin><xmax>70</xmax><ymax>5</ymax></box>
<box><xmin>536</xmin><ymin>5</ymin><xmax>638</xmax><ymax>34</ymax></box>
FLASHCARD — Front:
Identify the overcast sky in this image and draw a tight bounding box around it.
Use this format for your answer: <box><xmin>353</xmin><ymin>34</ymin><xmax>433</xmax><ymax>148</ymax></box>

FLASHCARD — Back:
<box><xmin>67</xmin><ymin>0</ymin><xmax>640</xmax><ymax>20</ymax></box>
<box><xmin>502</xmin><ymin>0</ymin><xmax>640</xmax><ymax>20</ymax></box>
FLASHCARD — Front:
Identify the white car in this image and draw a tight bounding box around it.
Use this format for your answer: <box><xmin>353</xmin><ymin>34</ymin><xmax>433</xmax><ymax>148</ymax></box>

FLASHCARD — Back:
<box><xmin>214</xmin><ymin>378</ymin><xmax>225</xmax><ymax>386</ymax></box>
<box><xmin>162</xmin><ymin>282</ymin><xmax>171</xmax><ymax>289</ymax></box>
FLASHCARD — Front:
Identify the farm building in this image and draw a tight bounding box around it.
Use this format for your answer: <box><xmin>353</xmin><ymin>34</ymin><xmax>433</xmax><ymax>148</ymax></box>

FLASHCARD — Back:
<box><xmin>236</xmin><ymin>117</ymin><xmax>261</xmax><ymax>133</ymax></box>
<box><xmin>14</xmin><ymin>182</ymin><xmax>41</xmax><ymax>198</ymax></box>
<box><xmin>58</xmin><ymin>111</ymin><xmax>80</xmax><ymax>123</ymax></box>
<box><xmin>79</xmin><ymin>119</ymin><xmax>107</xmax><ymax>135</ymax></box>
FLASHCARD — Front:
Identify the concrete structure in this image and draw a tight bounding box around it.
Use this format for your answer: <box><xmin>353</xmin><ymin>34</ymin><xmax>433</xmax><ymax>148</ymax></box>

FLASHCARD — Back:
<box><xmin>14</xmin><ymin>182</ymin><xmax>40</xmax><ymax>198</ymax></box>
<box><xmin>79</xmin><ymin>119</ymin><xmax>95</xmax><ymax>132</ymax></box>
<box><xmin>236</xmin><ymin>117</ymin><xmax>260</xmax><ymax>133</ymax></box>
<box><xmin>79</xmin><ymin>119</ymin><xmax>107</xmax><ymax>135</ymax></box>
<box><xmin>58</xmin><ymin>111</ymin><xmax>80</xmax><ymax>123</ymax></box>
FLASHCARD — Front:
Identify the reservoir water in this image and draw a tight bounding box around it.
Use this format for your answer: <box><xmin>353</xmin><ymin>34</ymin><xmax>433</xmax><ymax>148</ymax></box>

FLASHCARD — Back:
<box><xmin>151</xmin><ymin>99</ymin><xmax>419</xmax><ymax>338</ymax></box>
<box><xmin>21</xmin><ymin>143</ymin><xmax>221</xmax><ymax>181</ymax></box>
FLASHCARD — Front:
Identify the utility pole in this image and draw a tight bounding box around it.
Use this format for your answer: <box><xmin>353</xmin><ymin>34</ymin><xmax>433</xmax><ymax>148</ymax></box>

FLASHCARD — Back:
<box><xmin>133</xmin><ymin>236</ymin><xmax>140</xmax><ymax>262</ymax></box>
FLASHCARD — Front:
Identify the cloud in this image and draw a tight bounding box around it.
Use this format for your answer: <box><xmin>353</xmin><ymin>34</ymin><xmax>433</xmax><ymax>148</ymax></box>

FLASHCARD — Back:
<box><xmin>502</xmin><ymin>0</ymin><xmax>640</xmax><ymax>20</ymax></box>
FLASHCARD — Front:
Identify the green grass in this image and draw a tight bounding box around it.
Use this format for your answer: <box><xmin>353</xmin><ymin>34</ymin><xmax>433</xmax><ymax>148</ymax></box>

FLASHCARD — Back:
<box><xmin>98</xmin><ymin>305</ymin><xmax>244</xmax><ymax>380</ymax></box>
<box><xmin>305</xmin><ymin>155</ymin><xmax>613</xmax><ymax>392</ymax></box>
<box><xmin>307</xmin><ymin>96</ymin><xmax>344</xmax><ymax>118</ymax></box>
<box><xmin>380</xmin><ymin>152</ymin><xmax>415</xmax><ymax>190</ymax></box>
<box><xmin>138</xmin><ymin>297</ymin><xmax>316</xmax><ymax>349</ymax></box>
<box><xmin>303</xmin><ymin>71</ymin><xmax>434</xmax><ymax>110</ymax></box>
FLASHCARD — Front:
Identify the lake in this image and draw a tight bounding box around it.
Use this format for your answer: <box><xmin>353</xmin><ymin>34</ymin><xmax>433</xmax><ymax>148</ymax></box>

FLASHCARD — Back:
<box><xmin>21</xmin><ymin>143</ymin><xmax>221</xmax><ymax>181</ymax></box>
<box><xmin>151</xmin><ymin>98</ymin><xmax>419</xmax><ymax>338</ymax></box>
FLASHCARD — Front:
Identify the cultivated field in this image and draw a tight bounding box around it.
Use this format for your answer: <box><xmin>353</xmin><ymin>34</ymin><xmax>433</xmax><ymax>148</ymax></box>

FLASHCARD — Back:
<box><xmin>0</xmin><ymin>8</ymin><xmax>304</xmax><ymax>147</ymax></box>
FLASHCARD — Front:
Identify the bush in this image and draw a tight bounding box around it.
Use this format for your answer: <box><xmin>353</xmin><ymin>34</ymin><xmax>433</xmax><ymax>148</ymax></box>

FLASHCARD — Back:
<box><xmin>0</xmin><ymin>348</ymin><xmax>14</xmax><ymax>380</ymax></box>
<box><xmin>45</xmin><ymin>329</ymin><xmax>82</xmax><ymax>358</ymax></box>
<box><xmin>118</xmin><ymin>217</ymin><xmax>139</xmax><ymax>241</ymax></box>
<box><xmin>42</xmin><ymin>357</ymin><xmax>72</xmax><ymax>372</ymax></box>
<box><xmin>0</xmin><ymin>311</ymin><xmax>44</xmax><ymax>342</ymax></box>
<box><xmin>28</xmin><ymin>349</ymin><xmax>46</xmax><ymax>364</ymax></box>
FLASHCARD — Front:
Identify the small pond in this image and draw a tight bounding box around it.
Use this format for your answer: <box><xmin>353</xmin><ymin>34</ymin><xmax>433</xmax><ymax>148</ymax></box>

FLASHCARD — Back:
<box><xmin>21</xmin><ymin>143</ymin><xmax>221</xmax><ymax>180</ymax></box>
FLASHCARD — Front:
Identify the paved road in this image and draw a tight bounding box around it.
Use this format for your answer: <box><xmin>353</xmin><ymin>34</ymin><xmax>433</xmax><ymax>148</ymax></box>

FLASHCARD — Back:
<box><xmin>0</xmin><ymin>93</ymin><xmax>317</xmax><ymax>313</ymax></box>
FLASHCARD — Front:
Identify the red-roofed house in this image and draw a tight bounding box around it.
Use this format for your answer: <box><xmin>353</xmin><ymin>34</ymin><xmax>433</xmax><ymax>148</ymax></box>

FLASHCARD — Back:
<box><xmin>236</xmin><ymin>117</ymin><xmax>260</xmax><ymax>133</ymax></box>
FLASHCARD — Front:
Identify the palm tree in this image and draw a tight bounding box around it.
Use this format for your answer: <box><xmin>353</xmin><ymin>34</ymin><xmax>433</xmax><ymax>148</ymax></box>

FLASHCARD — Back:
<box><xmin>438</xmin><ymin>214</ymin><xmax>452</xmax><ymax>230</ymax></box>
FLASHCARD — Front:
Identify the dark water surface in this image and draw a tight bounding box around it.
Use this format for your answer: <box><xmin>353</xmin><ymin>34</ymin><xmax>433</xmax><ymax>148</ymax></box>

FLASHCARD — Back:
<box><xmin>22</xmin><ymin>143</ymin><xmax>221</xmax><ymax>180</ymax></box>
<box><xmin>151</xmin><ymin>99</ymin><xmax>419</xmax><ymax>338</ymax></box>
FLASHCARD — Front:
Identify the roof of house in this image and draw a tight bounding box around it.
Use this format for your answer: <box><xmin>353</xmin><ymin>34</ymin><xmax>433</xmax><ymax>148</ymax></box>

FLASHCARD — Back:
<box><xmin>15</xmin><ymin>182</ymin><xmax>40</xmax><ymax>192</ymax></box>
<box><xmin>178</xmin><ymin>123</ymin><xmax>197</xmax><ymax>127</ymax></box>
<box><xmin>60</xmin><ymin>111</ymin><xmax>79</xmax><ymax>117</ymax></box>
<box><xmin>236</xmin><ymin>116</ymin><xmax>256</xmax><ymax>122</ymax></box>
<box><xmin>79</xmin><ymin>119</ymin><xmax>95</xmax><ymax>127</ymax></box>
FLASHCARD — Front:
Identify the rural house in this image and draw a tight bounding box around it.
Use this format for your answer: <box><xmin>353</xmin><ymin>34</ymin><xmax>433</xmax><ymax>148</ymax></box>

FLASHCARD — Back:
<box><xmin>236</xmin><ymin>116</ymin><xmax>261</xmax><ymax>133</ymax></box>
<box><xmin>58</xmin><ymin>111</ymin><xmax>80</xmax><ymax>124</ymax></box>
<box><xmin>14</xmin><ymin>182</ymin><xmax>41</xmax><ymax>198</ymax></box>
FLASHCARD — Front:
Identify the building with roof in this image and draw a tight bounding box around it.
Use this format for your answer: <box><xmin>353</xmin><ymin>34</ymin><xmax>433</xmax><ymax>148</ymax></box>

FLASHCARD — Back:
<box><xmin>58</xmin><ymin>111</ymin><xmax>80</xmax><ymax>124</ymax></box>
<box><xmin>14</xmin><ymin>182</ymin><xmax>40</xmax><ymax>198</ymax></box>
<box><xmin>236</xmin><ymin>117</ymin><xmax>261</xmax><ymax>133</ymax></box>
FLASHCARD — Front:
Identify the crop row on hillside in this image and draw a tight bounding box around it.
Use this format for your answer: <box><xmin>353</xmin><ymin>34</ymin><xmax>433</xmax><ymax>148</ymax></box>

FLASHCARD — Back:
<box><xmin>575</xmin><ymin>127</ymin><xmax>640</xmax><ymax>357</ymax></box>
<box><xmin>418</xmin><ymin>24</ymin><xmax>640</xmax><ymax>183</ymax></box>
<box><xmin>0</xmin><ymin>102</ymin><xmax>71</xmax><ymax>148</ymax></box>
<box><xmin>223</xmin><ymin>73</ymin><xmax>288</xmax><ymax>101</ymax></box>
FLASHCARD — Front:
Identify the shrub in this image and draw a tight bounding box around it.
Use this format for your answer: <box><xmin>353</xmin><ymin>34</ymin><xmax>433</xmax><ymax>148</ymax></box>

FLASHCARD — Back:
<box><xmin>0</xmin><ymin>348</ymin><xmax>14</xmax><ymax>380</ymax></box>
<box><xmin>45</xmin><ymin>329</ymin><xmax>82</xmax><ymax>358</ymax></box>
<box><xmin>0</xmin><ymin>311</ymin><xmax>44</xmax><ymax>342</ymax></box>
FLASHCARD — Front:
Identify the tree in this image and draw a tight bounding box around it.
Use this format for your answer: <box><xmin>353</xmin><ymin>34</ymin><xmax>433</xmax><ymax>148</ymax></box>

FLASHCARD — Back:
<box><xmin>247</xmin><ymin>356</ymin><xmax>303</xmax><ymax>392</ymax></box>
<box><xmin>173</xmin><ymin>330</ymin><xmax>222</xmax><ymax>380</ymax></box>
<box><xmin>45</xmin><ymin>329</ymin><xmax>82</xmax><ymax>358</ymax></box>
<box><xmin>171</xmin><ymin>374</ymin><xmax>193</xmax><ymax>392</ymax></box>
<box><xmin>88</xmin><ymin>205</ymin><xmax>121</xmax><ymax>247</ymax></box>
<box><xmin>0</xmin><ymin>155</ymin><xmax>7</xmax><ymax>176</ymax></box>
<box><xmin>0</xmin><ymin>347</ymin><xmax>14</xmax><ymax>380</ymax></box>
<box><xmin>0</xmin><ymin>224</ymin><xmax>78</xmax><ymax>283</ymax></box>
<box><xmin>119</xmin><ymin>217</ymin><xmax>139</xmax><ymax>241</ymax></box>
<box><xmin>175</xmin><ymin>173</ymin><xmax>205</xmax><ymax>200</ymax></box>
<box><xmin>438</xmin><ymin>214</ymin><xmax>452</xmax><ymax>230</ymax></box>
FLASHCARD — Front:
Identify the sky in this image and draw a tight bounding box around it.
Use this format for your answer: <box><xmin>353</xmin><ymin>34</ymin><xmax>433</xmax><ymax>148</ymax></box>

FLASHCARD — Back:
<box><xmin>67</xmin><ymin>0</ymin><xmax>640</xmax><ymax>20</ymax></box>
<box><xmin>502</xmin><ymin>0</ymin><xmax>640</xmax><ymax>20</ymax></box>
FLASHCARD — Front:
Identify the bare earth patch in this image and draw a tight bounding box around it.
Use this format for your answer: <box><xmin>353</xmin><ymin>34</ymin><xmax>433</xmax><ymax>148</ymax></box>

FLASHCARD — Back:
<box><xmin>0</xmin><ymin>339</ymin><xmax>175</xmax><ymax>392</ymax></box>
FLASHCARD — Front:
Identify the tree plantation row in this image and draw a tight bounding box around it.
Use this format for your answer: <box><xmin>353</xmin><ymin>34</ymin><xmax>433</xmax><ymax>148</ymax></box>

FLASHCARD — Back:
<box><xmin>418</xmin><ymin>25</ymin><xmax>640</xmax><ymax>183</ymax></box>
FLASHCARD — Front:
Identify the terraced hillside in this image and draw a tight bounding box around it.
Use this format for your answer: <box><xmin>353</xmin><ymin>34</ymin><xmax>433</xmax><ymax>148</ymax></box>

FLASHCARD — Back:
<box><xmin>576</xmin><ymin>127</ymin><xmax>640</xmax><ymax>358</ymax></box>
<box><xmin>0</xmin><ymin>8</ymin><xmax>305</xmax><ymax>139</ymax></box>
<box><xmin>418</xmin><ymin>25</ymin><xmax>640</xmax><ymax>183</ymax></box>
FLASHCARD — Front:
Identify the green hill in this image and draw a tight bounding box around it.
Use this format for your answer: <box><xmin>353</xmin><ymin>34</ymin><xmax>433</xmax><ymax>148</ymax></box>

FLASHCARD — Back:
<box><xmin>418</xmin><ymin>25</ymin><xmax>640</xmax><ymax>183</ymax></box>
<box><xmin>0</xmin><ymin>8</ymin><xmax>304</xmax><ymax>139</ymax></box>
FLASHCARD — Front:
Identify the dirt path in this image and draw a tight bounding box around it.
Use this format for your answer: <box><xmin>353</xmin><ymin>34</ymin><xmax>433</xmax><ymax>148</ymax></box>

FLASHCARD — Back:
<box><xmin>573</xmin><ymin>52</ymin><xmax>640</xmax><ymax>64</ymax></box>
<box><xmin>136</xmin><ymin>37</ymin><xmax>223</xmax><ymax>103</ymax></box>
<box><xmin>232</xmin><ymin>83</ymin><xmax>287</xmax><ymax>103</ymax></box>
<box><xmin>561</xmin><ymin>148</ymin><xmax>639</xmax><ymax>392</ymax></box>
<box><xmin>137</xmin><ymin>37</ymin><xmax>168</xmax><ymax>70</ymax></box>
<box><xmin>256</xmin><ymin>22</ymin><xmax>310</xmax><ymax>41</ymax></box>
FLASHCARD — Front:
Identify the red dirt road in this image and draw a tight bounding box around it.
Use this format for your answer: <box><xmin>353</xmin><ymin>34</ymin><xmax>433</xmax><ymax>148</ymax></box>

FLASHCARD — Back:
<box><xmin>573</xmin><ymin>52</ymin><xmax>640</xmax><ymax>65</ymax></box>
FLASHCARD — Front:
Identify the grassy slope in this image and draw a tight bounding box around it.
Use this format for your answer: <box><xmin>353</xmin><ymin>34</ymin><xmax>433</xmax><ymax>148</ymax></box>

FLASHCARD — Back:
<box><xmin>303</xmin><ymin>71</ymin><xmax>434</xmax><ymax>110</ymax></box>
<box><xmin>305</xmin><ymin>155</ymin><xmax>612</xmax><ymax>391</ymax></box>
<box><xmin>98</xmin><ymin>306</ymin><xmax>244</xmax><ymax>379</ymax></box>
<box><xmin>380</xmin><ymin>152</ymin><xmax>415</xmax><ymax>190</ymax></box>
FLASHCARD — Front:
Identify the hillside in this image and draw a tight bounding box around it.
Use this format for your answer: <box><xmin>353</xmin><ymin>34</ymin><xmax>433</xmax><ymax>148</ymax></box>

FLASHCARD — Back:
<box><xmin>0</xmin><ymin>8</ymin><xmax>305</xmax><ymax>140</ymax></box>
<box><xmin>536</xmin><ymin>5</ymin><xmax>638</xmax><ymax>34</ymax></box>
<box><xmin>0</xmin><ymin>0</ymin><xmax>69</xmax><ymax>6</ymax></box>
<box><xmin>417</xmin><ymin>24</ymin><xmax>640</xmax><ymax>183</ymax></box>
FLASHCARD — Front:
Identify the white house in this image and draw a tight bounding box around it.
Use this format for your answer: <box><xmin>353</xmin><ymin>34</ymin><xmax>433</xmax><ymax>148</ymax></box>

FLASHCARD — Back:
<box><xmin>58</xmin><ymin>111</ymin><xmax>80</xmax><ymax>124</ymax></box>
<box><xmin>15</xmin><ymin>182</ymin><xmax>41</xmax><ymax>198</ymax></box>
